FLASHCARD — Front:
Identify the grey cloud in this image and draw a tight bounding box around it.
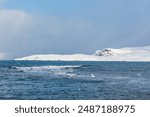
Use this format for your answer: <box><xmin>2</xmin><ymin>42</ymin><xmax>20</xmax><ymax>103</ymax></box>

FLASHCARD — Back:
<box><xmin>0</xmin><ymin>9</ymin><xmax>95</xmax><ymax>59</ymax></box>
<box><xmin>0</xmin><ymin>6</ymin><xmax>150</xmax><ymax>59</ymax></box>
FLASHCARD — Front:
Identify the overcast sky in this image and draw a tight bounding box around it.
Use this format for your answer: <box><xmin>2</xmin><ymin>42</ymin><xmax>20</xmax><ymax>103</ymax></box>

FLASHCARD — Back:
<box><xmin>0</xmin><ymin>0</ymin><xmax>150</xmax><ymax>59</ymax></box>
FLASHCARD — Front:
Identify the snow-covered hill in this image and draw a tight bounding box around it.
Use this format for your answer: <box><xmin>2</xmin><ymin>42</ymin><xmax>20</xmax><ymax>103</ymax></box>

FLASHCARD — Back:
<box><xmin>15</xmin><ymin>46</ymin><xmax>150</xmax><ymax>61</ymax></box>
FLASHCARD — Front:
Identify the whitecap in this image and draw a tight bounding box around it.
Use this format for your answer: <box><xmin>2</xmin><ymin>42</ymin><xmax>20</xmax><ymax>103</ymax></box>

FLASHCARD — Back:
<box><xmin>91</xmin><ymin>74</ymin><xmax>95</xmax><ymax>78</ymax></box>
<box><xmin>16</xmin><ymin>65</ymin><xmax>81</xmax><ymax>78</ymax></box>
<box><xmin>16</xmin><ymin>65</ymin><xmax>81</xmax><ymax>72</ymax></box>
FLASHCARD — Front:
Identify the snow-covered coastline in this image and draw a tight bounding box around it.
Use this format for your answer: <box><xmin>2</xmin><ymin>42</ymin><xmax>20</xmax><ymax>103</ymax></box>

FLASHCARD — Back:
<box><xmin>15</xmin><ymin>46</ymin><xmax>150</xmax><ymax>61</ymax></box>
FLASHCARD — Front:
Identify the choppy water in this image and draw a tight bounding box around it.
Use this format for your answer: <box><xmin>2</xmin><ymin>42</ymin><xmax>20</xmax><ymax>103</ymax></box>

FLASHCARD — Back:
<box><xmin>0</xmin><ymin>61</ymin><xmax>150</xmax><ymax>100</ymax></box>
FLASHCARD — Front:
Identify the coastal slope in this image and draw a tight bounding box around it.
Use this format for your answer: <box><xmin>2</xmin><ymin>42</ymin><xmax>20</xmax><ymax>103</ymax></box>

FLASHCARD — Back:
<box><xmin>15</xmin><ymin>46</ymin><xmax>150</xmax><ymax>61</ymax></box>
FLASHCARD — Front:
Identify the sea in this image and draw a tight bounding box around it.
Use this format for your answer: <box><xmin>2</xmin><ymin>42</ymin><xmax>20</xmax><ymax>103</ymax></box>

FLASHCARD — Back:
<box><xmin>0</xmin><ymin>60</ymin><xmax>150</xmax><ymax>100</ymax></box>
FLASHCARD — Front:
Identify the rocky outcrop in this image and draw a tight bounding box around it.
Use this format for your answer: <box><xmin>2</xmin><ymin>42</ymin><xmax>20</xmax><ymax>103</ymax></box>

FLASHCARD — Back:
<box><xmin>95</xmin><ymin>48</ymin><xmax>114</xmax><ymax>56</ymax></box>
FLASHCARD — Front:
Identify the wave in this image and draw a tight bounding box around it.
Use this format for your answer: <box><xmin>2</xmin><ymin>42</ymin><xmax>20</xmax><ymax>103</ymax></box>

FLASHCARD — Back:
<box><xmin>15</xmin><ymin>65</ymin><xmax>97</xmax><ymax>79</ymax></box>
<box><xmin>16</xmin><ymin>65</ymin><xmax>81</xmax><ymax>71</ymax></box>
<box><xmin>15</xmin><ymin>65</ymin><xmax>81</xmax><ymax>78</ymax></box>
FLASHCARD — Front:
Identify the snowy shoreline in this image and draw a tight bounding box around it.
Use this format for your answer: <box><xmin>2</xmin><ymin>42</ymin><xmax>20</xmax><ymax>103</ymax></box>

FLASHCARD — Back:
<box><xmin>15</xmin><ymin>46</ymin><xmax>150</xmax><ymax>61</ymax></box>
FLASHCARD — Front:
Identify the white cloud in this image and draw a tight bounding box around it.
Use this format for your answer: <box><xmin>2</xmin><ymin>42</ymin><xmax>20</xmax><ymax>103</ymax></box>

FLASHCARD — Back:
<box><xmin>1</xmin><ymin>6</ymin><xmax>149</xmax><ymax>59</ymax></box>
<box><xmin>0</xmin><ymin>9</ymin><xmax>33</xmax><ymax>39</ymax></box>
<box><xmin>0</xmin><ymin>52</ymin><xmax>6</xmax><ymax>59</ymax></box>
<box><xmin>0</xmin><ymin>9</ymin><xmax>34</xmax><ymax>59</ymax></box>
<box><xmin>0</xmin><ymin>8</ymin><xmax>95</xmax><ymax>59</ymax></box>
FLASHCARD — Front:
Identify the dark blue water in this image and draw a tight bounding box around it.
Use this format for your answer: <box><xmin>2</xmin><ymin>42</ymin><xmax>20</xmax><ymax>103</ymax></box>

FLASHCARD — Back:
<box><xmin>0</xmin><ymin>61</ymin><xmax>150</xmax><ymax>100</ymax></box>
